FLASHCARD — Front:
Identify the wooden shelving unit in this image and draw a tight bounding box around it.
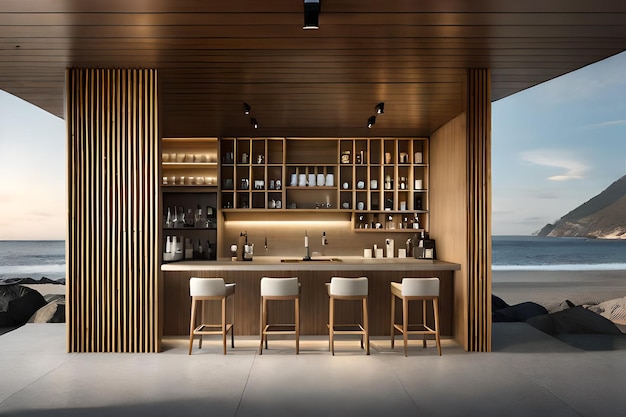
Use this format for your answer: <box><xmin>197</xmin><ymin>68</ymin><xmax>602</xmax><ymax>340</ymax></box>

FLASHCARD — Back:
<box><xmin>219</xmin><ymin>137</ymin><xmax>429</xmax><ymax>233</ymax></box>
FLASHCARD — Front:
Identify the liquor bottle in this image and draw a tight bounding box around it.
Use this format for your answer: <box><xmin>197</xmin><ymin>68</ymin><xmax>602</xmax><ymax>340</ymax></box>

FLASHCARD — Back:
<box><xmin>206</xmin><ymin>241</ymin><xmax>212</xmax><ymax>260</ymax></box>
<box><xmin>196</xmin><ymin>239</ymin><xmax>203</xmax><ymax>258</ymax></box>
<box><xmin>165</xmin><ymin>207</ymin><xmax>172</xmax><ymax>228</ymax></box>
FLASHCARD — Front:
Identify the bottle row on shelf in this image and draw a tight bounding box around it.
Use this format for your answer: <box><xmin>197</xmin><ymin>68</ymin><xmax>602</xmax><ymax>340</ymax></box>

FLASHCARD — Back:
<box><xmin>355</xmin><ymin>212</ymin><xmax>423</xmax><ymax>231</ymax></box>
<box><xmin>163</xmin><ymin>236</ymin><xmax>214</xmax><ymax>262</ymax></box>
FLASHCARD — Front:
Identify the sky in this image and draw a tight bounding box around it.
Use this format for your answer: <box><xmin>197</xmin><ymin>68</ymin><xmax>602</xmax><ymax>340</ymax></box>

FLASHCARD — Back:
<box><xmin>0</xmin><ymin>91</ymin><xmax>65</xmax><ymax>240</ymax></box>
<box><xmin>1</xmin><ymin>52</ymin><xmax>626</xmax><ymax>239</ymax></box>
<box><xmin>492</xmin><ymin>51</ymin><xmax>626</xmax><ymax>235</ymax></box>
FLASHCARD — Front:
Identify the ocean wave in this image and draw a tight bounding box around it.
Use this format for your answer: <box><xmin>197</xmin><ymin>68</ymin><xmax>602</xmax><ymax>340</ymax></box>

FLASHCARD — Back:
<box><xmin>492</xmin><ymin>263</ymin><xmax>626</xmax><ymax>271</ymax></box>
<box><xmin>0</xmin><ymin>263</ymin><xmax>66</xmax><ymax>279</ymax></box>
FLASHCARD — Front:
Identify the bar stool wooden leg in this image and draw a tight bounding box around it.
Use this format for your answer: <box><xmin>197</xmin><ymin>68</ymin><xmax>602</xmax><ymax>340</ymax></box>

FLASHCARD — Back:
<box><xmin>434</xmin><ymin>298</ymin><xmax>442</xmax><ymax>356</ymax></box>
<box><xmin>231</xmin><ymin>294</ymin><xmax>235</xmax><ymax>349</ymax></box>
<box><xmin>422</xmin><ymin>299</ymin><xmax>428</xmax><ymax>348</ymax></box>
<box><xmin>363</xmin><ymin>297</ymin><xmax>370</xmax><ymax>355</ymax></box>
<box><xmin>403</xmin><ymin>297</ymin><xmax>409</xmax><ymax>357</ymax></box>
<box><xmin>188</xmin><ymin>298</ymin><xmax>197</xmax><ymax>355</ymax></box>
<box><xmin>295</xmin><ymin>297</ymin><xmax>300</xmax><ymax>354</ymax></box>
<box><xmin>221</xmin><ymin>297</ymin><xmax>227</xmax><ymax>355</ymax></box>
<box><xmin>390</xmin><ymin>293</ymin><xmax>396</xmax><ymax>348</ymax></box>
<box><xmin>198</xmin><ymin>301</ymin><xmax>204</xmax><ymax>350</ymax></box>
<box><xmin>259</xmin><ymin>297</ymin><xmax>267</xmax><ymax>355</ymax></box>
<box><xmin>329</xmin><ymin>297</ymin><xmax>335</xmax><ymax>355</ymax></box>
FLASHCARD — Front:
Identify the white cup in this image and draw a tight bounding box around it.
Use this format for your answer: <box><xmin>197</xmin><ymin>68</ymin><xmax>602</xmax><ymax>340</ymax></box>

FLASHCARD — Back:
<box><xmin>415</xmin><ymin>179</ymin><xmax>423</xmax><ymax>189</ymax></box>
<box><xmin>363</xmin><ymin>248</ymin><xmax>372</xmax><ymax>258</ymax></box>
<box><xmin>357</xmin><ymin>181</ymin><xmax>365</xmax><ymax>189</ymax></box>
<box><xmin>357</xmin><ymin>201</ymin><xmax>365</xmax><ymax>210</ymax></box>
<box><xmin>414</xmin><ymin>152</ymin><xmax>423</xmax><ymax>163</ymax></box>
<box><xmin>398</xmin><ymin>248</ymin><xmax>407</xmax><ymax>258</ymax></box>
<box><xmin>176</xmin><ymin>153</ymin><xmax>185</xmax><ymax>162</ymax></box>
<box><xmin>291</xmin><ymin>173</ymin><xmax>298</xmax><ymax>186</ymax></box>
<box><xmin>317</xmin><ymin>173</ymin><xmax>325</xmax><ymax>186</ymax></box>
<box><xmin>162</xmin><ymin>153</ymin><xmax>170</xmax><ymax>162</ymax></box>
<box><xmin>342</xmin><ymin>182</ymin><xmax>349</xmax><ymax>189</ymax></box>
<box><xmin>299</xmin><ymin>174</ymin><xmax>307</xmax><ymax>187</ymax></box>
<box><xmin>325</xmin><ymin>173</ymin><xmax>334</xmax><ymax>186</ymax></box>
<box><xmin>370</xmin><ymin>179</ymin><xmax>378</xmax><ymax>189</ymax></box>
<box><xmin>308</xmin><ymin>173</ymin><xmax>316</xmax><ymax>186</ymax></box>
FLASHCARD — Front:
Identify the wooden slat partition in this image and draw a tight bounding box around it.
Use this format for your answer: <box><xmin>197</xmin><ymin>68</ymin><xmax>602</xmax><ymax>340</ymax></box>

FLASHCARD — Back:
<box><xmin>66</xmin><ymin>68</ymin><xmax>160</xmax><ymax>352</ymax></box>
<box><xmin>466</xmin><ymin>69</ymin><xmax>492</xmax><ymax>352</ymax></box>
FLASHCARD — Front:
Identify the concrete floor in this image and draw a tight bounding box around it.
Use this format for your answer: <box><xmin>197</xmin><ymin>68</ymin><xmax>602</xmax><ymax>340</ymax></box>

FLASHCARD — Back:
<box><xmin>1</xmin><ymin>323</ymin><xmax>625</xmax><ymax>417</ymax></box>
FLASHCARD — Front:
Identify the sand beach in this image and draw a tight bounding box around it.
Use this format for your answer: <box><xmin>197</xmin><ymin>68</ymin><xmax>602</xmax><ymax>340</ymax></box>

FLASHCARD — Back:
<box><xmin>492</xmin><ymin>269</ymin><xmax>626</xmax><ymax>310</ymax></box>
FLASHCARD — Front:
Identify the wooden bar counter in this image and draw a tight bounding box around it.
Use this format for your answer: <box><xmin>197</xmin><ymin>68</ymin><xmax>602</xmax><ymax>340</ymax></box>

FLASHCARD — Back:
<box><xmin>161</xmin><ymin>257</ymin><xmax>460</xmax><ymax>337</ymax></box>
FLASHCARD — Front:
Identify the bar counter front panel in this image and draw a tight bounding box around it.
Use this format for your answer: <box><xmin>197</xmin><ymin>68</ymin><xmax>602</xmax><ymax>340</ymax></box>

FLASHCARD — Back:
<box><xmin>162</xmin><ymin>257</ymin><xmax>460</xmax><ymax>337</ymax></box>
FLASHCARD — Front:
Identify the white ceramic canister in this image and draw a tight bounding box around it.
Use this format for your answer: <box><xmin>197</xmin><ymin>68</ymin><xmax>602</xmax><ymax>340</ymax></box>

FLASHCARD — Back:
<box><xmin>317</xmin><ymin>173</ymin><xmax>325</xmax><ymax>186</ymax></box>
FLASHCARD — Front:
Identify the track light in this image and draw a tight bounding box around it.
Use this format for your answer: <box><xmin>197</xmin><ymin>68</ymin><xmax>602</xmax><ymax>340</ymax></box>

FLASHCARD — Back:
<box><xmin>375</xmin><ymin>102</ymin><xmax>385</xmax><ymax>114</ymax></box>
<box><xmin>243</xmin><ymin>102</ymin><xmax>251</xmax><ymax>115</ymax></box>
<box><xmin>251</xmin><ymin>118</ymin><xmax>258</xmax><ymax>129</ymax></box>
<box><xmin>303</xmin><ymin>0</ymin><xmax>320</xmax><ymax>30</ymax></box>
<box><xmin>367</xmin><ymin>116</ymin><xmax>376</xmax><ymax>128</ymax></box>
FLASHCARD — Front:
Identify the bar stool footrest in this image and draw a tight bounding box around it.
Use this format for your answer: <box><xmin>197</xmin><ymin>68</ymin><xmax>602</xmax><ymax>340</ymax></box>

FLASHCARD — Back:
<box><xmin>393</xmin><ymin>323</ymin><xmax>436</xmax><ymax>334</ymax></box>
<box><xmin>194</xmin><ymin>323</ymin><xmax>233</xmax><ymax>335</ymax></box>
<box><xmin>330</xmin><ymin>324</ymin><xmax>366</xmax><ymax>334</ymax></box>
<box><xmin>263</xmin><ymin>324</ymin><xmax>297</xmax><ymax>334</ymax></box>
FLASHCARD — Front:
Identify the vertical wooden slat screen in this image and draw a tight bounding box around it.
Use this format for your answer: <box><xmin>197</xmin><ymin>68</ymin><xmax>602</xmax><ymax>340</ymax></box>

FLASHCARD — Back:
<box><xmin>66</xmin><ymin>68</ymin><xmax>160</xmax><ymax>353</ymax></box>
<box><xmin>466</xmin><ymin>69</ymin><xmax>492</xmax><ymax>352</ymax></box>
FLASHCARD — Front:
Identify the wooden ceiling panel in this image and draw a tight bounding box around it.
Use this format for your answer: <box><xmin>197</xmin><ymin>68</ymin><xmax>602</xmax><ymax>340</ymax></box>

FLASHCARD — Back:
<box><xmin>0</xmin><ymin>1</ymin><xmax>625</xmax><ymax>137</ymax></box>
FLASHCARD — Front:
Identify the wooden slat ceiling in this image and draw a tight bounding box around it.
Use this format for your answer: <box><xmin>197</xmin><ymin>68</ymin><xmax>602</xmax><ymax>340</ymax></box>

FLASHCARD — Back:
<box><xmin>1</xmin><ymin>0</ymin><xmax>626</xmax><ymax>137</ymax></box>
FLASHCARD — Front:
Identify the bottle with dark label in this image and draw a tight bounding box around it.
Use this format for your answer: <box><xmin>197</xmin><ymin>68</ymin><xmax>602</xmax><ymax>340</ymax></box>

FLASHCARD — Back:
<box><xmin>206</xmin><ymin>240</ymin><xmax>212</xmax><ymax>260</ymax></box>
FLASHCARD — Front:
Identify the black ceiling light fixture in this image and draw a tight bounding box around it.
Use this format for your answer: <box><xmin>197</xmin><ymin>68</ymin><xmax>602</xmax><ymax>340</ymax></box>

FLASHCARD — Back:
<box><xmin>251</xmin><ymin>118</ymin><xmax>259</xmax><ymax>129</ymax></box>
<box><xmin>243</xmin><ymin>102</ymin><xmax>251</xmax><ymax>115</ymax></box>
<box><xmin>375</xmin><ymin>102</ymin><xmax>385</xmax><ymax>114</ymax></box>
<box><xmin>303</xmin><ymin>0</ymin><xmax>320</xmax><ymax>30</ymax></box>
<box><xmin>367</xmin><ymin>116</ymin><xmax>376</xmax><ymax>128</ymax></box>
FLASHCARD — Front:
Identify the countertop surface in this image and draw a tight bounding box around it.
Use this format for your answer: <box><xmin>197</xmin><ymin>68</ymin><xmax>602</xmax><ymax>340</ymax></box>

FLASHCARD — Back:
<box><xmin>161</xmin><ymin>256</ymin><xmax>461</xmax><ymax>271</ymax></box>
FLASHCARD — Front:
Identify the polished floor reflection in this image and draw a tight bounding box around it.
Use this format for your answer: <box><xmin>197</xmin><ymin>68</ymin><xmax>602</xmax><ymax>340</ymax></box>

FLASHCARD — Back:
<box><xmin>1</xmin><ymin>323</ymin><xmax>625</xmax><ymax>416</ymax></box>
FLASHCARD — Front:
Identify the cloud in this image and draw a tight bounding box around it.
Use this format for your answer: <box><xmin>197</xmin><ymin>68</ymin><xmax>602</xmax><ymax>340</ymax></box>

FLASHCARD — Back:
<box><xmin>585</xmin><ymin>119</ymin><xmax>626</xmax><ymax>128</ymax></box>
<box><xmin>520</xmin><ymin>150</ymin><xmax>589</xmax><ymax>181</ymax></box>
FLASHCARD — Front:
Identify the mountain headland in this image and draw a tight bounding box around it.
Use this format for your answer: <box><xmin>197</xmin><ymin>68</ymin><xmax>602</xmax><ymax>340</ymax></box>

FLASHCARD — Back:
<box><xmin>536</xmin><ymin>175</ymin><xmax>626</xmax><ymax>239</ymax></box>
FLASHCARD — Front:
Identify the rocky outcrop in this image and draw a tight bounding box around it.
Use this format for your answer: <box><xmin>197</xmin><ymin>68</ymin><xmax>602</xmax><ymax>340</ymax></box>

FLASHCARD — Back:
<box><xmin>536</xmin><ymin>175</ymin><xmax>626</xmax><ymax>239</ymax></box>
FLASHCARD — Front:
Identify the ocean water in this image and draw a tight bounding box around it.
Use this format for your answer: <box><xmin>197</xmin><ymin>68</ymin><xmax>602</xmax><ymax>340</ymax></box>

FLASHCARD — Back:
<box><xmin>0</xmin><ymin>240</ymin><xmax>65</xmax><ymax>280</ymax></box>
<box><xmin>492</xmin><ymin>235</ymin><xmax>626</xmax><ymax>271</ymax></box>
<box><xmin>1</xmin><ymin>237</ymin><xmax>625</xmax><ymax>279</ymax></box>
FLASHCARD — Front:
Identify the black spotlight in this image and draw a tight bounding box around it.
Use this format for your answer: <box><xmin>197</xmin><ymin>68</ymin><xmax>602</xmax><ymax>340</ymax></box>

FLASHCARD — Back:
<box><xmin>367</xmin><ymin>116</ymin><xmax>376</xmax><ymax>128</ymax></box>
<box><xmin>251</xmin><ymin>118</ymin><xmax>259</xmax><ymax>129</ymax></box>
<box><xmin>375</xmin><ymin>102</ymin><xmax>385</xmax><ymax>114</ymax></box>
<box><xmin>303</xmin><ymin>0</ymin><xmax>320</xmax><ymax>30</ymax></box>
<box><xmin>243</xmin><ymin>102</ymin><xmax>251</xmax><ymax>115</ymax></box>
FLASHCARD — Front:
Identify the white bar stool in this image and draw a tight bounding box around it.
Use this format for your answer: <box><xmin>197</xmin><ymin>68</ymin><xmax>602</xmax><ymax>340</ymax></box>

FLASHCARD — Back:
<box><xmin>259</xmin><ymin>277</ymin><xmax>300</xmax><ymax>354</ymax></box>
<box><xmin>327</xmin><ymin>276</ymin><xmax>369</xmax><ymax>355</ymax></box>
<box><xmin>390</xmin><ymin>277</ymin><xmax>441</xmax><ymax>356</ymax></box>
<box><xmin>188</xmin><ymin>277</ymin><xmax>235</xmax><ymax>355</ymax></box>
